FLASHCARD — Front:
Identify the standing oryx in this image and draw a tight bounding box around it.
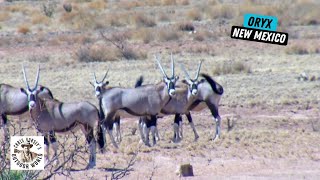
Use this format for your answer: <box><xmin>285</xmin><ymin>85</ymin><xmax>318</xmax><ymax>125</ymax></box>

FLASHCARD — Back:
<box><xmin>96</xmin><ymin>54</ymin><xmax>178</xmax><ymax>149</ymax></box>
<box><xmin>0</xmin><ymin>83</ymin><xmax>53</xmax><ymax>155</ymax></box>
<box><xmin>89</xmin><ymin>71</ymin><xmax>122</xmax><ymax>143</ymax></box>
<box><xmin>138</xmin><ymin>60</ymin><xmax>203</xmax><ymax>143</ymax></box>
<box><xmin>22</xmin><ymin>65</ymin><xmax>99</xmax><ymax>169</ymax></box>
<box><xmin>140</xmin><ymin>60</ymin><xmax>224</xmax><ymax>143</ymax></box>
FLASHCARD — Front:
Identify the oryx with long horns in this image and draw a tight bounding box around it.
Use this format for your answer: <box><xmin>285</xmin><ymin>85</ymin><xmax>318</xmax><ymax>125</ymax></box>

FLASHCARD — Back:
<box><xmin>22</xmin><ymin>65</ymin><xmax>99</xmax><ymax>169</ymax></box>
<box><xmin>90</xmin><ymin>70</ymin><xmax>122</xmax><ymax>143</ymax></box>
<box><xmin>139</xmin><ymin>60</ymin><xmax>203</xmax><ymax>143</ymax></box>
<box><xmin>96</xmin><ymin>54</ymin><xmax>178</xmax><ymax>149</ymax></box>
<box><xmin>0</xmin><ymin>81</ymin><xmax>54</xmax><ymax>156</ymax></box>
<box><xmin>140</xmin><ymin>60</ymin><xmax>224</xmax><ymax>142</ymax></box>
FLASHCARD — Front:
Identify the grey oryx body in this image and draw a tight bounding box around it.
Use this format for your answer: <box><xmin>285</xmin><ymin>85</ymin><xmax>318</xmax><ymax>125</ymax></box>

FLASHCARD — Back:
<box><xmin>97</xmin><ymin>55</ymin><xmax>178</xmax><ymax>149</ymax></box>
<box><xmin>22</xmin><ymin>66</ymin><xmax>98</xmax><ymax>169</ymax></box>
<box><xmin>0</xmin><ymin>84</ymin><xmax>54</xmax><ymax>154</ymax></box>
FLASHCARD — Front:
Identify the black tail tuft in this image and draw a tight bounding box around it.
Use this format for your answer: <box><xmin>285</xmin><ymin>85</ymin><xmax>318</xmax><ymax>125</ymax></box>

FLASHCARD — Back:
<box><xmin>135</xmin><ymin>76</ymin><xmax>144</xmax><ymax>88</ymax></box>
<box><xmin>201</xmin><ymin>73</ymin><xmax>224</xmax><ymax>95</ymax></box>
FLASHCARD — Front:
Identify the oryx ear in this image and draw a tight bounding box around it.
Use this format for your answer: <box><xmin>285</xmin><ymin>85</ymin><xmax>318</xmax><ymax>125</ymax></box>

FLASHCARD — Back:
<box><xmin>20</xmin><ymin>88</ymin><xmax>27</xmax><ymax>94</ymax></box>
<box><xmin>199</xmin><ymin>79</ymin><xmax>206</xmax><ymax>83</ymax></box>
<box><xmin>103</xmin><ymin>81</ymin><xmax>109</xmax><ymax>87</ymax></box>
<box><xmin>39</xmin><ymin>86</ymin><xmax>45</xmax><ymax>91</ymax></box>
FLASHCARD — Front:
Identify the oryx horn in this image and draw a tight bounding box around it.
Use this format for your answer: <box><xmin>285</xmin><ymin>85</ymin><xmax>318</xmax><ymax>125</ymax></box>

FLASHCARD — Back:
<box><xmin>154</xmin><ymin>55</ymin><xmax>168</xmax><ymax>78</ymax></box>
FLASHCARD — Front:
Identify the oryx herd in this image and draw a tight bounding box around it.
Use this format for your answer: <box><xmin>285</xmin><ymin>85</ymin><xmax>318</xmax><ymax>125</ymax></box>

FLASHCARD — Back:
<box><xmin>0</xmin><ymin>54</ymin><xmax>223</xmax><ymax>169</ymax></box>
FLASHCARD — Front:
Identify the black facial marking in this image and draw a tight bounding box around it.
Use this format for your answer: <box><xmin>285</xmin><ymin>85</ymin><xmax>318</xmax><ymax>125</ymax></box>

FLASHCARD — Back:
<box><xmin>29</xmin><ymin>94</ymin><xmax>35</xmax><ymax>102</ymax></box>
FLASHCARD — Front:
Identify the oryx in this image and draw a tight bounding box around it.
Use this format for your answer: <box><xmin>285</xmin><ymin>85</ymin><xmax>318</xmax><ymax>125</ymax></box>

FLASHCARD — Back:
<box><xmin>138</xmin><ymin>61</ymin><xmax>203</xmax><ymax>143</ymax></box>
<box><xmin>140</xmin><ymin>60</ymin><xmax>224</xmax><ymax>142</ymax></box>
<box><xmin>22</xmin><ymin>65</ymin><xmax>98</xmax><ymax>169</ymax></box>
<box><xmin>0</xmin><ymin>83</ymin><xmax>54</xmax><ymax>156</ymax></box>
<box><xmin>182</xmin><ymin>72</ymin><xmax>224</xmax><ymax>141</ymax></box>
<box><xmin>96</xmin><ymin>54</ymin><xmax>178</xmax><ymax>149</ymax></box>
<box><xmin>89</xmin><ymin>71</ymin><xmax>122</xmax><ymax>143</ymax></box>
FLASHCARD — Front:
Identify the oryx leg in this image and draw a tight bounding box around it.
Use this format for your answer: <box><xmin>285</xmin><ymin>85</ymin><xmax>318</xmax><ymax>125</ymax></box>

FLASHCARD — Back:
<box><xmin>143</xmin><ymin>115</ymin><xmax>157</xmax><ymax>146</ymax></box>
<box><xmin>97</xmin><ymin>122</ymin><xmax>106</xmax><ymax>153</ymax></box>
<box><xmin>138</xmin><ymin>117</ymin><xmax>146</xmax><ymax>143</ymax></box>
<box><xmin>49</xmin><ymin>131</ymin><xmax>58</xmax><ymax>158</ymax></box>
<box><xmin>113</xmin><ymin>116</ymin><xmax>121</xmax><ymax>143</ymax></box>
<box><xmin>81</xmin><ymin>124</ymin><xmax>96</xmax><ymax>169</ymax></box>
<box><xmin>105</xmin><ymin>112</ymin><xmax>118</xmax><ymax>148</ymax></box>
<box><xmin>186</xmin><ymin>112</ymin><xmax>199</xmax><ymax>141</ymax></box>
<box><xmin>150</xmin><ymin>116</ymin><xmax>157</xmax><ymax>146</ymax></box>
<box><xmin>206</xmin><ymin>101</ymin><xmax>221</xmax><ymax>141</ymax></box>
<box><xmin>1</xmin><ymin>114</ymin><xmax>9</xmax><ymax>157</ymax></box>
<box><xmin>44</xmin><ymin>135</ymin><xmax>50</xmax><ymax>164</ymax></box>
<box><xmin>173</xmin><ymin>114</ymin><xmax>182</xmax><ymax>143</ymax></box>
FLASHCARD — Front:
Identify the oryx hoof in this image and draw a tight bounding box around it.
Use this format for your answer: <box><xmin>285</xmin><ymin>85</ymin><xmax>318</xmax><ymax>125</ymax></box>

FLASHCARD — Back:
<box><xmin>194</xmin><ymin>135</ymin><xmax>199</xmax><ymax>142</ymax></box>
<box><xmin>86</xmin><ymin>162</ymin><xmax>96</xmax><ymax>169</ymax></box>
<box><xmin>172</xmin><ymin>137</ymin><xmax>181</xmax><ymax>143</ymax></box>
<box><xmin>212</xmin><ymin>135</ymin><xmax>220</xmax><ymax>142</ymax></box>
<box><xmin>144</xmin><ymin>142</ymin><xmax>151</xmax><ymax>147</ymax></box>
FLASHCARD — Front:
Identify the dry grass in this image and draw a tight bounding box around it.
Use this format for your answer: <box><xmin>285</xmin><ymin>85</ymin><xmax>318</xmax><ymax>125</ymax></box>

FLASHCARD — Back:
<box><xmin>193</xmin><ymin>30</ymin><xmax>216</xmax><ymax>41</ymax></box>
<box><xmin>212</xmin><ymin>61</ymin><xmax>251</xmax><ymax>75</ymax></box>
<box><xmin>157</xmin><ymin>12</ymin><xmax>171</xmax><ymax>22</ymax></box>
<box><xmin>285</xmin><ymin>43</ymin><xmax>320</xmax><ymax>55</ymax></box>
<box><xmin>31</xmin><ymin>14</ymin><xmax>50</xmax><ymax>25</ymax></box>
<box><xmin>187</xmin><ymin>44</ymin><xmax>215</xmax><ymax>56</ymax></box>
<box><xmin>88</xmin><ymin>0</ymin><xmax>107</xmax><ymax>10</ymax></box>
<box><xmin>0</xmin><ymin>12</ymin><xmax>10</xmax><ymax>22</ymax></box>
<box><xmin>117</xmin><ymin>0</ymin><xmax>144</xmax><ymax>10</ymax></box>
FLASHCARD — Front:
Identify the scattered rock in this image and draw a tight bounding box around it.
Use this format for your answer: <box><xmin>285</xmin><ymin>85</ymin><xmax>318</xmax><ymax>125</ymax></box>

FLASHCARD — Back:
<box><xmin>176</xmin><ymin>164</ymin><xmax>194</xmax><ymax>177</ymax></box>
<box><xmin>63</xmin><ymin>3</ymin><xmax>72</xmax><ymax>13</ymax></box>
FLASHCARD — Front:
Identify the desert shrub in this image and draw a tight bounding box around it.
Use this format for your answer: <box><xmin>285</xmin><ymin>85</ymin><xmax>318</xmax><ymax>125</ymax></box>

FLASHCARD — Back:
<box><xmin>205</xmin><ymin>4</ymin><xmax>237</xmax><ymax>19</ymax></box>
<box><xmin>213</xmin><ymin>61</ymin><xmax>251</xmax><ymax>75</ymax></box>
<box><xmin>17</xmin><ymin>24</ymin><xmax>30</xmax><ymax>34</ymax></box>
<box><xmin>76</xmin><ymin>45</ymin><xmax>119</xmax><ymax>62</ymax></box>
<box><xmin>187</xmin><ymin>8</ymin><xmax>202</xmax><ymax>21</ymax></box>
<box><xmin>187</xmin><ymin>44</ymin><xmax>215</xmax><ymax>56</ymax></box>
<box><xmin>132</xmin><ymin>13</ymin><xmax>156</xmax><ymax>27</ymax></box>
<box><xmin>132</xmin><ymin>28</ymin><xmax>154</xmax><ymax>44</ymax></box>
<box><xmin>157</xmin><ymin>28</ymin><xmax>181</xmax><ymax>42</ymax></box>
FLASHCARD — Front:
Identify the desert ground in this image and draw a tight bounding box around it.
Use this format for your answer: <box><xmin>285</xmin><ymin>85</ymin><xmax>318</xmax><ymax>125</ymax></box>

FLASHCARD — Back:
<box><xmin>0</xmin><ymin>0</ymin><xmax>320</xmax><ymax>179</ymax></box>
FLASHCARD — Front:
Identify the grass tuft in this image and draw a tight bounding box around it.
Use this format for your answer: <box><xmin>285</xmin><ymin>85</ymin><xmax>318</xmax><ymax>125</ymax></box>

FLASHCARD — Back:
<box><xmin>213</xmin><ymin>61</ymin><xmax>251</xmax><ymax>75</ymax></box>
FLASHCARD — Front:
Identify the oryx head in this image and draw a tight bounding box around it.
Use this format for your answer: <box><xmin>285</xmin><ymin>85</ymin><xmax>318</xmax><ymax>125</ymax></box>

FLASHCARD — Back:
<box><xmin>90</xmin><ymin>70</ymin><xmax>109</xmax><ymax>98</ymax></box>
<box><xmin>155</xmin><ymin>54</ymin><xmax>178</xmax><ymax>96</ymax></box>
<box><xmin>21</xmin><ymin>65</ymin><xmax>40</xmax><ymax>109</ymax></box>
<box><xmin>180</xmin><ymin>60</ymin><xmax>203</xmax><ymax>96</ymax></box>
